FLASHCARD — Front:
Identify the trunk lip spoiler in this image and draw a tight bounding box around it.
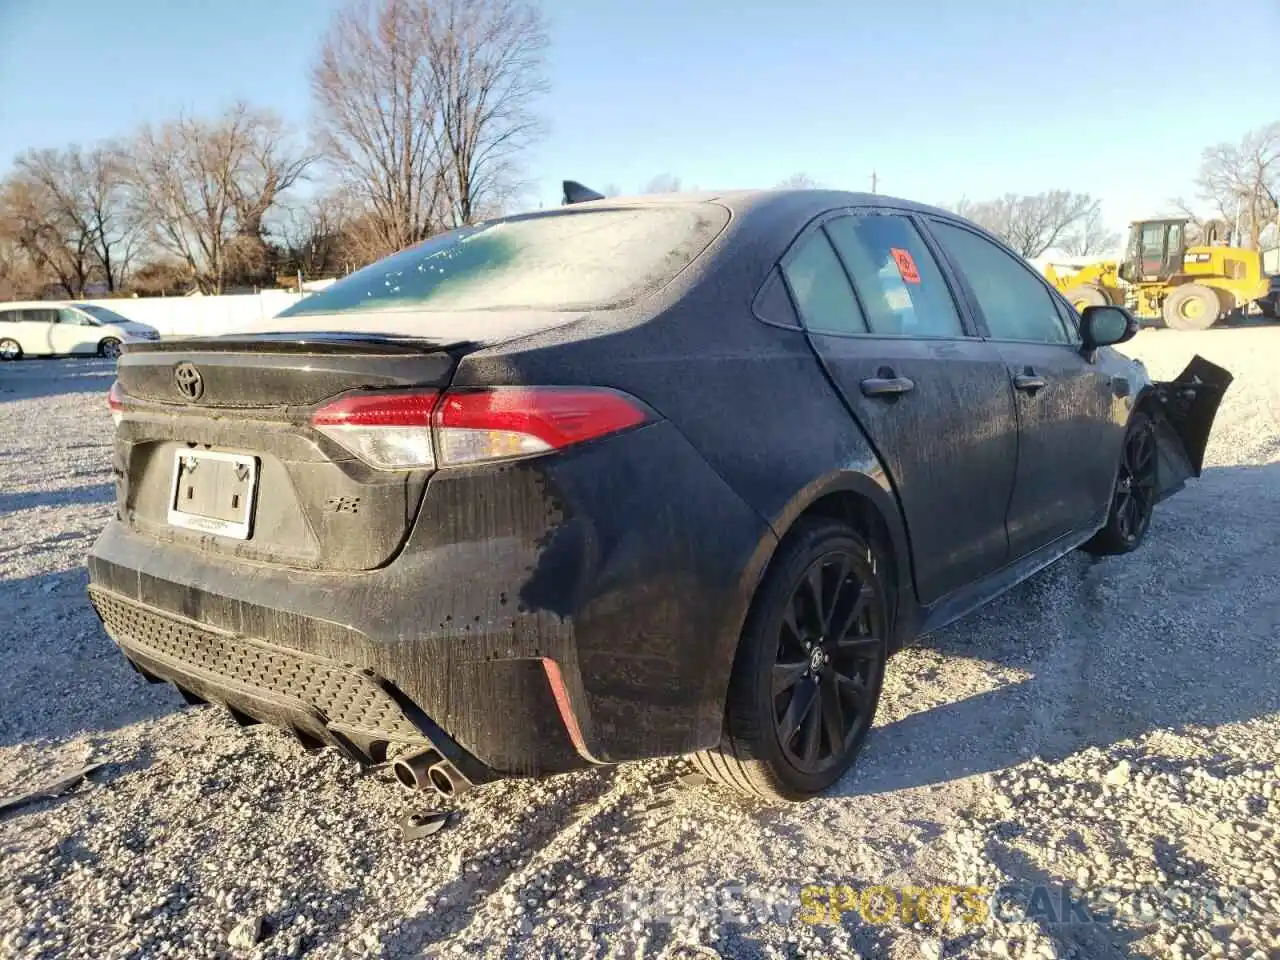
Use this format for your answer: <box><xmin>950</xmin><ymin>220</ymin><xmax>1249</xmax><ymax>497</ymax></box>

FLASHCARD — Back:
<box><xmin>122</xmin><ymin>331</ymin><xmax>475</xmax><ymax>357</ymax></box>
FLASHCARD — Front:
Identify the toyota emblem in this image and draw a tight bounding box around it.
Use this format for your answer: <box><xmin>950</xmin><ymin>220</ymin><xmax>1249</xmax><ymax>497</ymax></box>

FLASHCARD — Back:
<box><xmin>173</xmin><ymin>363</ymin><xmax>204</xmax><ymax>401</ymax></box>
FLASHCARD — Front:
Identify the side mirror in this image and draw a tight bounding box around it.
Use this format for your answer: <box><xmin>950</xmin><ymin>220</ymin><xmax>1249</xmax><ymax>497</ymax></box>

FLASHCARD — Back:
<box><xmin>1080</xmin><ymin>305</ymin><xmax>1139</xmax><ymax>350</ymax></box>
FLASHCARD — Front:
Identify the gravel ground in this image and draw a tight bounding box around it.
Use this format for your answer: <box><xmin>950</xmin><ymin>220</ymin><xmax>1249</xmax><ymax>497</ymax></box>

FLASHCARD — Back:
<box><xmin>1</xmin><ymin>327</ymin><xmax>1277</xmax><ymax>960</ymax></box>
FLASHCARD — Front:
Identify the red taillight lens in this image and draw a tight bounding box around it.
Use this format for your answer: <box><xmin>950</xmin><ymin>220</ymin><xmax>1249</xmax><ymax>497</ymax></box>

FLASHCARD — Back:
<box><xmin>433</xmin><ymin>387</ymin><xmax>650</xmax><ymax>466</ymax></box>
<box><xmin>311</xmin><ymin>390</ymin><xmax>439</xmax><ymax>469</ymax></box>
<box><xmin>311</xmin><ymin>390</ymin><xmax>440</xmax><ymax>427</ymax></box>
<box><xmin>310</xmin><ymin>386</ymin><xmax>650</xmax><ymax>470</ymax></box>
<box><xmin>107</xmin><ymin>380</ymin><xmax>125</xmax><ymax>426</ymax></box>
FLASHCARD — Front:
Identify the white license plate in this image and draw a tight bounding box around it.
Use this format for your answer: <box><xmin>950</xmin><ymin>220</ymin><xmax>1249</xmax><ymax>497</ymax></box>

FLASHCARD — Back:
<box><xmin>167</xmin><ymin>449</ymin><xmax>258</xmax><ymax>540</ymax></box>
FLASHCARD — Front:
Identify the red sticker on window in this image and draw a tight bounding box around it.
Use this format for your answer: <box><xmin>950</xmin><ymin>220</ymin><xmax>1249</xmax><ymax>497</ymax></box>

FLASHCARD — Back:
<box><xmin>890</xmin><ymin>247</ymin><xmax>921</xmax><ymax>284</ymax></box>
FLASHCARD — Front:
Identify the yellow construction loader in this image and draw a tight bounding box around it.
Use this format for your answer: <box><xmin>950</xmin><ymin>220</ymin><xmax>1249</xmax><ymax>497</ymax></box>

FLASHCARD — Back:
<box><xmin>1042</xmin><ymin>218</ymin><xmax>1271</xmax><ymax>330</ymax></box>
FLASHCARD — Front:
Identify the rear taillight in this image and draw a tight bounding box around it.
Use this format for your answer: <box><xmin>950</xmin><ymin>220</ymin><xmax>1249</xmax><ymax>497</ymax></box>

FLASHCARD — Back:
<box><xmin>309</xmin><ymin>386</ymin><xmax>650</xmax><ymax>470</ymax></box>
<box><xmin>107</xmin><ymin>380</ymin><xmax>125</xmax><ymax>426</ymax></box>
<box><xmin>311</xmin><ymin>390</ymin><xmax>439</xmax><ymax>470</ymax></box>
<box><xmin>433</xmin><ymin>387</ymin><xmax>650</xmax><ymax>466</ymax></box>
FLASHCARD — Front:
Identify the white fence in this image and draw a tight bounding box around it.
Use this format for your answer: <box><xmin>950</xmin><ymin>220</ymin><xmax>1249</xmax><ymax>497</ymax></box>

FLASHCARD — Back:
<box><xmin>82</xmin><ymin>291</ymin><xmax>305</xmax><ymax>338</ymax></box>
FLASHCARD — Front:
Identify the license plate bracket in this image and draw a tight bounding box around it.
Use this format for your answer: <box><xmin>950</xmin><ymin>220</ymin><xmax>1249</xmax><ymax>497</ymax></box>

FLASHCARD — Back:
<box><xmin>167</xmin><ymin>449</ymin><xmax>258</xmax><ymax>540</ymax></box>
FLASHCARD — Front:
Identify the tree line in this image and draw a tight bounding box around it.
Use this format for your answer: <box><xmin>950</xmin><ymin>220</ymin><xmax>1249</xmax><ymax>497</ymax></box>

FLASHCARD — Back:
<box><xmin>2</xmin><ymin>0</ymin><xmax>1277</xmax><ymax>302</ymax></box>
<box><xmin>0</xmin><ymin>0</ymin><xmax>548</xmax><ymax>300</ymax></box>
<box><xmin>633</xmin><ymin>126</ymin><xmax>1280</xmax><ymax>264</ymax></box>
<box><xmin>947</xmin><ymin>119</ymin><xmax>1280</xmax><ymax>262</ymax></box>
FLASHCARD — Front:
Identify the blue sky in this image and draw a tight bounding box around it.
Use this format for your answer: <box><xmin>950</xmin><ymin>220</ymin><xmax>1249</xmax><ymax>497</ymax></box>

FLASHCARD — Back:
<box><xmin>2</xmin><ymin>0</ymin><xmax>1277</xmax><ymax>232</ymax></box>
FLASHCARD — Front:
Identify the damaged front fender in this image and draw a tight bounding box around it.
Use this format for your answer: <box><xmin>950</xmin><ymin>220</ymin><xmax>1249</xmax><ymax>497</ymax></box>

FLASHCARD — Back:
<box><xmin>1147</xmin><ymin>355</ymin><xmax>1233</xmax><ymax>501</ymax></box>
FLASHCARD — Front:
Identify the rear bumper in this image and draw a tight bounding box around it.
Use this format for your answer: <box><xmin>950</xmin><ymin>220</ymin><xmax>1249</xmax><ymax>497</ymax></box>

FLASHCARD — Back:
<box><xmin>87</xmin><ymin>421</ymin><xmax>775</xmax><ymax>778</ymax></box>
<box><xmin>87</xmin><ymin>586</ymin><xmax>497</xmax><ymax>784</ymax></box>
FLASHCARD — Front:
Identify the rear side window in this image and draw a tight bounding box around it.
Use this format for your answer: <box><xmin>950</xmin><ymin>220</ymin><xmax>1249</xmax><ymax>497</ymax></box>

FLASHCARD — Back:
<box><xmin>278</xmin><ymin>204</ymin><xmax>729</xmax><ymax>316</ymax></box>
<box><xmin>825</xmin><ymin>215</ymin><xmax>965</xmax><ymax>337</ymax></box>
<box><xmin>931</xmin><ymin>222</ymin><xmax>1072</xmax><ymax>344</ymax></box>
<box><xmin>20</xmin><ymin>309</ymin><xmax>59</xmax><ymax>324</ymax></box>
<box><xmin>0</xmin><ymin>310</ymin><xmax>14</xmax><ymax>323</ymax></box>
<box><xmin>753</xmin><ymin>268</ymin><xmax>801</xmax><ymax>328</ymax></box>
<box><xmin>780</xmin><ymin>231</ymin><xmax>866</xmax><ymax>334</ymax></box>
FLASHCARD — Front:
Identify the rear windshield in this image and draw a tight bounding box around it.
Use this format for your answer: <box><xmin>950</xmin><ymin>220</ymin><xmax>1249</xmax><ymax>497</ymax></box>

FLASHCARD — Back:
<box><xmin>278</xmin><ymin>204</ymin><xmax>728</xmax><ymax>317</ymax></box>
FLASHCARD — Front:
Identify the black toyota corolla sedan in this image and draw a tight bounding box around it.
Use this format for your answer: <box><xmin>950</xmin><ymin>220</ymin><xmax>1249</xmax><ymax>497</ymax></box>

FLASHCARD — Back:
<box><xmin>88</xmin><ymin>189</ymin><xmax>1231</xmax><ymax>802</ymax></box>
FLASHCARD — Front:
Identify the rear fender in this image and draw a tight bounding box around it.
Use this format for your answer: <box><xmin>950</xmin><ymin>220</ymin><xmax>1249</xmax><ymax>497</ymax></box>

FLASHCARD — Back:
<box><xmin>1145</xmin><ymin>355</ymin><xmax>1233</xmax><ymax>500</ymax></box>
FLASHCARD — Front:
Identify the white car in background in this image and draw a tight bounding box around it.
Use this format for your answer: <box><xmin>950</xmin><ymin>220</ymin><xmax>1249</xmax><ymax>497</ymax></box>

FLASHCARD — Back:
<box><xmin>0</xmin><ymin>302</ymin><xmax>160</xmax><ymax>361</ymax></box>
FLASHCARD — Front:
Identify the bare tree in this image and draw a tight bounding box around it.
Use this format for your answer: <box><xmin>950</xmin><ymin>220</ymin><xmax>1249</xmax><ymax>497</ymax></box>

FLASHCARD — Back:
<box><xmin>953</xmin><ymin>190</ymin><xmax>1099</xmax><ymax>259</ymax></box>
<box><xmin>280</xmin><ymin>189</ymin><xmax>359</xmax><ymax>279</ymax></box>
<box><xmin>1059</xmin><ymin>201</ymin><xmax>1122</xmax><ymax>257</ymax></box>
<box><xmin>312</xmin><ymin>0</ymin><xmax>440</xmax><ymax>260</ymax></box>
<box><xmin>1167</xmin><ymin>198</ymin><xmax>1210</xmax><ymax>242</ymax></box>
<box><xmin>312</xmin><ymin>0</ymin><xmax>547</xmax><ymax>261</ymax></box>
<box><xmin>127</xmin><ymin>103</ymin><xmax>312</xmax><ymax>293</ymax></box>
<box><xmin>0</xmin><ymin>216</ymin><xmax>50</xmax><ymax>300</ymax></box>
<box><xmin>8</xmin><ymin>145</ymin><xmax>142</xmax><ymax>293</ymax></box>
<box><xmin>0</xmin><ymin>173</ymin><xmax>94</xmax><ymax>296</ymax></box>
<box><xmin>775</xmin><ymin>172</ymin><xmax>822</xmax><ymax>189</ymax></box>
<box><xmin>640</xmin><ymin>173</ymin><xmax>682</xmax><ymax>194</ymax></box>
<box><xmin>423</xmin><ymin>0</ymin><xmax>548</xmax><ymax>225</ymax></box>
<box><xmin>86</xmin><ymin>146</ymin><xmax>142</xmax><ymax>291</ymax></box>
<box><xmin>1179</xmin><ymin>123</ymin><xmax>1280</xmax><ymax>249</ymax></box>
<box><xmin>128</xmin><ymin>258</ymin><xmax>196</xmax><ymax>297</ymax></box>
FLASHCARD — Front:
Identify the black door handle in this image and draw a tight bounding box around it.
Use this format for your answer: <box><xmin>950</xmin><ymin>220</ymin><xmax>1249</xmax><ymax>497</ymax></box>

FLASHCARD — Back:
<box><xmin>860</xmin><ymin>374</ymin><xmax>915</xmax><ymax>398</ymax></box>
<box><xmin>1013</xmin><ymin>370</ymin><xmax>1047</xmax><ymax>393</ymax></box>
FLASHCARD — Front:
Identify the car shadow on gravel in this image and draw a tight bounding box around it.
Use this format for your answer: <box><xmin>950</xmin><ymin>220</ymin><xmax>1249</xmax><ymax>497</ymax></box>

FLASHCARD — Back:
<box><xmin>0</xmin><ymin>567</ymin><xmax>184</xmax><ymax>748</ymax></box>
<box><xmin>389</xmin><ymin>771</ymin><xmax>627</xmax><ymax>952</ymax></box>
<box><xmin>0</xmin><ymin>359</ymin><xmax>115</xmax><ymax>404</ymax></box>
<box><xmin>975</xmin><ymin>843</ymin><xmax>1143</xmax><ymax>960</ymax></box>
<box><xmin>832</xmin><ymin>463</ymin><xmax>1280</xmax><ymax>799</ymax></box>
<box><xmin>0</xmin><ymin>483</ymin><xmax>115</xmax><ymax>513</ymax></box>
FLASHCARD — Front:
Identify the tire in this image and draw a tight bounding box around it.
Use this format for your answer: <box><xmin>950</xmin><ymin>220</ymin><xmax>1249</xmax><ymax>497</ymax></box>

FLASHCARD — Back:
<box><xmin>692</xmin><ymin>517</ymin><xmax>890</xmax><ymax>802</ymax></box>
<box><xmin>0</xmin><ymin>338</ymin><xmax>21</xmax><ymax>361</ymax></box>
<box><xmin>1213</xmin><ymin>288</ymin><xmax>1240</xmax><ymax>324</ymax></box>
<box><xmin>1064</xmin><ymin>285</ymin><xmax>1109</xmax><ymax>311</ymax></box>
<box><xmin>1082</xmin><ymin>412</ymin><xmax>1157</xmax><ymax>556</ymax></box>
<box><xmin>1162</xmin><ymin>284</ymin><xmax>1220</xmax><ymax>330</ymax></box>
<box><xmin>98</xmin><ymin>338</ymin><xmax>122</xmax><ymax>359</ymax></box>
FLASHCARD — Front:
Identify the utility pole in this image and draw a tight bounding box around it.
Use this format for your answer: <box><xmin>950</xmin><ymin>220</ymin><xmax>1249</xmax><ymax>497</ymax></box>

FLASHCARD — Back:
<box><xmin>870</xmin><ymin>171</ymin><xmax>878</xmax><ymax>194</ymax></box>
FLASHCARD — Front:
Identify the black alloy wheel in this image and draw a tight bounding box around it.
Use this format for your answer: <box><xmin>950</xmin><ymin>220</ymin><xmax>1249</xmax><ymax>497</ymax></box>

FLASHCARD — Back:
<box><xmin>693</xmin><ymin>518</ymin><xmax>890</xmax><ymax>802</ymax></box>
<box><xmin>1083</xmin><ymin>411</ymin><xmax>1158</xmax><ymax>556</ymax></box>
<box><xmin>1114</xmin><ymin>419</ymin><xmax>1157</xmax><ymax>545</ymax></box>
<box><xmin>772</xmin><ymin>550</ymin><xmax>884</xmax><ymax>774</ymax></box>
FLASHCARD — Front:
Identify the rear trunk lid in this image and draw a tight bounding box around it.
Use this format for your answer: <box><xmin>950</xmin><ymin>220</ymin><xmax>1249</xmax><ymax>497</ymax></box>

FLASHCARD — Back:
<box><xmin>109</xmin><ymin>201</ymin><xmax>731</xmax><ymax>572</ymax></box>
<box><xmin>112</xmin><ymin>333</ymin><xmax>470</xmax><ymax>572</ymax></box>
